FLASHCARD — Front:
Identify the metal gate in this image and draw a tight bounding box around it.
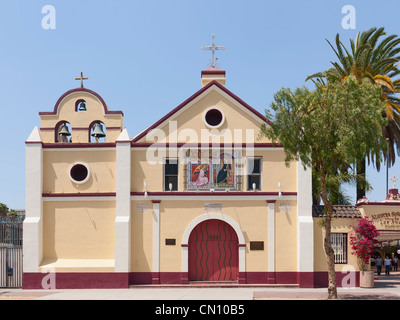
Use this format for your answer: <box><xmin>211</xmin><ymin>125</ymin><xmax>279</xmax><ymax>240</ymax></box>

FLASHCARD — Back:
<box><xmin>0</xmin><ymin>218</ymin><xmax>23</xmax><ymax>288</ymax></box>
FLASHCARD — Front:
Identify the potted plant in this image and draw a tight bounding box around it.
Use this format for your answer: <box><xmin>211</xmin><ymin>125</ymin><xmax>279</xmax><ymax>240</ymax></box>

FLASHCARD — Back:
<box><xmin>349</xmin><ymin>217</ymin><xmax>380</xmax><ymax>288</ymax></box>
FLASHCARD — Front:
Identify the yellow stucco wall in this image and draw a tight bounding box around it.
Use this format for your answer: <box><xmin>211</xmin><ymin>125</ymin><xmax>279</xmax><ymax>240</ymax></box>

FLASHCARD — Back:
<box><xmin>141</xmin><ymin>89</ymin><xmax>270</xmax><ymax>144</ymax></box>
<box><xmin>42</xmin><ymin>201</ymin><xmax>116</xmax><ymax>260</ymax></box>
<box><xmin>275</xmin><ymin>200</ymin><xmax>297</xmax><ymax>271</ymax></box>
<box><xmin>313</xmin><ymin>217</ymin><xmax>359</xmax><ymax>272</ymax></box>
<box><xmin>131</xmin><ymin>200</ymin><xmax>298</xmax><ymax>273</ymax></box>
<box><xmin>131</xmin><ymin>149</ymin><xmax>296</xmax><ymax>193</ymax></box>
<box><xmin>43</xmin><ymin>149</ymin><xmax>116</xmax><ymax>194</ymax></box>
<box><xmin>131</xmin><ymin>200</ymin><xmax>153</xmax><ymax>272</ymax></box>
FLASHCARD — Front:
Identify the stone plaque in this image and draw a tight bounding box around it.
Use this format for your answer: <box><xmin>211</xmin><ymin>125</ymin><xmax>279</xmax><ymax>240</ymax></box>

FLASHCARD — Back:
<box><xmin>250</xmin><ymin>241</ymin><xmax>264</xmax><ymax>251</ymax></box>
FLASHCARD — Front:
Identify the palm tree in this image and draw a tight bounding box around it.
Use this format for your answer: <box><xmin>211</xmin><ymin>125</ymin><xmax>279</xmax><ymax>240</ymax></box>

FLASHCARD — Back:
<box><xmin>307</xmin><ymin>27</ymin><xmax>400</xmax><ymax>201</ymax></box>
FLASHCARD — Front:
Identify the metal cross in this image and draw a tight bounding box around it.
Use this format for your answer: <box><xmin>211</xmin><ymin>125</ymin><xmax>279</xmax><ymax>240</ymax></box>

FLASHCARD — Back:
<box><xmin>201</xmin><ymin>34</ymin><xmax>225</xmax><ymax>68</ymax></box>
<box><xmin>391</xmin><ymin>175</ymin><xmax>398</xmax><ymax>189</ymax></box>
<box><xmin>75</xmin><ymin>72</ymin><xmax>88</xmax><ymax>88</ymax></box>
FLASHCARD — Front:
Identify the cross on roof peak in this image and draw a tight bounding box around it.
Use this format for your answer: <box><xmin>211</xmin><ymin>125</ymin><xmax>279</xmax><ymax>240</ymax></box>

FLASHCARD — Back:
<box><xmin>201</xmin><ymin>34</ymin><xmax>226</xmax><ymax>68</ymax></box>
<box><xmin>75</xmin><ymin>72</ymin><xmax>88</xmax><ymax>88</ymax></box>
<box><xmin>390</xmin><ymin>175</ymin><xmax>398</xmax><ymax>189</ymax></box>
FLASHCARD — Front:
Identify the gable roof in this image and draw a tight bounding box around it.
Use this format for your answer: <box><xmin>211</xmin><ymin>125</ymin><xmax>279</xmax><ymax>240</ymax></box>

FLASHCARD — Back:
<box><xmin>131</xmin><ymin>80</ymin><xmax>270</xmax><ymax>143</ymax></box>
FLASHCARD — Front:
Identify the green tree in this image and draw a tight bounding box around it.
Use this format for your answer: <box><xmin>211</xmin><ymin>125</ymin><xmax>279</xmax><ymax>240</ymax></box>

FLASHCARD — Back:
<box><xmin>0</xmin><ymin>203</ymin><xmax>9</xmax><ymax>218</ymax></box>
<box><xmin>261</xmin><ymin>77</ymin><xmax>387</xmax><ymax>299</ymax></box>
<box><xmin>307</xmin><ymin>27</ymin><xmax>400</xmax><ymax>200</ymax></box>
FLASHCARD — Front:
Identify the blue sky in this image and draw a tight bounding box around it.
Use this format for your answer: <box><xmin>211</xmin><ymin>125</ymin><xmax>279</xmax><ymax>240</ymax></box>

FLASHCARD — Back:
<box><xmin>0</xmin><ymin>0</ymin><xmax>398</xmax><ymax>209</ymax></box>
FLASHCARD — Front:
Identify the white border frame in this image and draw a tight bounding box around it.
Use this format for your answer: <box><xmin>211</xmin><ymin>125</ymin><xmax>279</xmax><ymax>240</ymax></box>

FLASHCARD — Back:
<box><xmin>69</xmin><ymin>162</ymin><xmax>91</xmax><ymax>184</ymax></box>
<box><xmin>203</xmin><ymin>107</ymin><xmax>225</xmax><ymax>129</ymax></box>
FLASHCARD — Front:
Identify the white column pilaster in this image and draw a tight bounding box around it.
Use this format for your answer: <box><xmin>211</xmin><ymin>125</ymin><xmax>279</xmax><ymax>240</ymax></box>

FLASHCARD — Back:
<box><xmin>297</xmin><ymin>160</ymin><xmax>314</xmax><ymax>287</ymax></box>
<box><xmin>24</xmin><ymin>127</ymin><xmax>43</xmax><ymax>273</ymax></box>
<box><xmin>152</xmin><ymin>200</ymin><xmax>160</xmax><ymax>284</ymax></box>
<box><xmin>267</xmin><ymin>200</ymin><xmax>276</xmax><ymax>283</ymax></box>
<box><xmin>115</xmin><ymin>129</ymin><xmax>131</xmax><ymax>273</ymax></box>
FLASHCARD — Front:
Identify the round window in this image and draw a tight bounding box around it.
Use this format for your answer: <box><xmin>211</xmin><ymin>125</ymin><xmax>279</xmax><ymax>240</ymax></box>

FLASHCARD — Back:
<box><xmin>69</xmin><ymin>162</ymin><xmax>90</xmax><ymax>184</ymax></box>
<box><xmin>203</xmin><ymin>107</ymin><xmax>225</xmax><ymax>128</ymax></box>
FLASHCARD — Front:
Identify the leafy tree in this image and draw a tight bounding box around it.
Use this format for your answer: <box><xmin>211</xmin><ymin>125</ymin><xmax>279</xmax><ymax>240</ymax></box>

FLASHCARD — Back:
<box><xmin>0</xmin><ymin>203</ymin><xmax>8</xmax><ymax>218</ymax></box>
<box><xmin>306</xmin><ymin>27</ymin><xmax>400</xmax><ymax>200</ymax></box>
<box><xmin>0</xmin><ymin>203</ymin><xmax>18</xmax><ymax>219</ymax></box>
<box><xmin>261</xmin><ymin>76</ymin><xmax>387</xmax><ymax>299</ymax></box>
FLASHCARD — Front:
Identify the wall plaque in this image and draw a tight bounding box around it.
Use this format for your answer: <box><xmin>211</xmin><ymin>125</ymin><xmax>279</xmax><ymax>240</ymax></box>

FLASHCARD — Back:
<box><xmin>165</xmin><ymin>239</ymin><xmax>176</xmax><ymax>246</ymax></box>
<box><xmin>204</xmin><ymin>203</ymin><xmax>223</xmax><ymax>213</ymax></box>
<box><xmin>279</xmin><ymin>203</ymin><xmax>291</xmax><ymax>212</ymax></box>
<box><xmin>250</xmin><ymin>241</ymin><xmax>264</xmax><ymax>251</ymax></box>
<box><xmin>136</xmin><ymin>203</ymin><xmax>148</xmax><ymax>212</ymax></box>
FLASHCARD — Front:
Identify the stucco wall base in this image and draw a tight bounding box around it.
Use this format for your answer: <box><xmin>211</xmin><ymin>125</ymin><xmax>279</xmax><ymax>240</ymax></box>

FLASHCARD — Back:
<box><xmin>23</xmin><ymin>272</ymin><xmax>130</xmax><ymax>289</ymax></box>
<box><xmin>22</xmin><ymin>271</ymin><xmax>358</xmax><ymax>289</ymax></box>
<box><xmin>313</xmin><ymin>271</ymin><xmax>360</xmax><ymax>288</ymax></box>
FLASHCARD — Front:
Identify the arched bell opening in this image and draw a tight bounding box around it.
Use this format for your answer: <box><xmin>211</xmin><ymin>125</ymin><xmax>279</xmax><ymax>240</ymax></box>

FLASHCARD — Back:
<box><xmin>75</xmin><ymin>99</ymin><xmax>87</xmax><ymax>112</ymax></box>
<box><xmin>55</xmin><ymin>121</ymin><xmax>72</xmax><ymax>143</ymax></box>
<box><xmin>89</xmin><ymin>120</ymin><xmax>107</xmax><ymax>143</ymax></box>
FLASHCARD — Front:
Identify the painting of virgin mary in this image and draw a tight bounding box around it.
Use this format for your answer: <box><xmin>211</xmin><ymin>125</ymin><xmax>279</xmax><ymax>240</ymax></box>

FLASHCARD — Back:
<box><xmin>215</xmin><ymin>153</ymin><xmax>235</xmax><ymax>187</ymax></box>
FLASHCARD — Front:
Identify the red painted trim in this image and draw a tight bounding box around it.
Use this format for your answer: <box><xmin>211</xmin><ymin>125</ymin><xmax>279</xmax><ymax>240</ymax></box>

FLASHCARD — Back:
<box><xmin>356</xmin><ymin>201</ymin><xmax>400</xmax><ymax>207</ymax></box>
<box><xmin>201</xmin><ymin>69</ymin><xmax>226</xmax><ymax>75</ymax></box>
<box><xmin>266</xmin><ymin>200</ymin><xmax>276</xmax><ymax>203</ymax></box>
<box><xmin>42</xmin><ymin>142</ymin><xmax>116</xmax><ymax>148</ymax></box>
<box><xmin>152</xmin><ymin>272</ymin><xmax>160</xmax><ymax>284</ymax></box>
<box><xmin>72</xmin><ymin>127</ymin><xmax>90</xmax><ymax>130</ymax></box>
<box><xmin>132</xmin><ymin>80</ymin><xmax>270</xmax><ymax>143</ymax></box>
<box><xmin>131</xmin><ymin>191</ymin><xmax>297</xmax><ymax>196</ymax></box>
<box><xmin>23</xmin><ymin>272</ymin><xmax>129</xmax><ymax>289</ymax></box>
<box><xmin>42</xmin><ymin>192</ymin><xmax>116</xmax><ymax>197</ymax></box>
<box><xmin>39</xmin><ymin>87</ymin><xmax>123</xmax><ymax>116</ymax></box>
<box><xmin>237</xmin><ymin>244</ymin><xmax>246</xmax><ymax>247</ymax></box>
<box><xmin>22</xmin><ymin>271</ymin><xmax>359</xmax><ymax>288</ymax></box>
<box><xmin>42</xmin><ymin>126</ymin><xmax>121</xmax><ymax>131</ymax></box>
<box><xmin>151</xmin><ymin>200</ymin><xmax>161</xmax><ymax>203</ymax></box>
<box><xmin>181</xmin><ymin>244</ymin><xmax>189</xmax><ymax>247</ymax></box>
<box><xmin>131</xmin><ymin>142</ymin><xmax>282</xmax><ymax>148</ymax></box>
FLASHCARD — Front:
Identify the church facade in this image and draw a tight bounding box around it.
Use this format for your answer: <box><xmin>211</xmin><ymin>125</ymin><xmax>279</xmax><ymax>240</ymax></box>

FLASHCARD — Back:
<box><xmin>24</xmin><ymin>66</ymin><xmax>400</xmax><ymax>289</ymax></box>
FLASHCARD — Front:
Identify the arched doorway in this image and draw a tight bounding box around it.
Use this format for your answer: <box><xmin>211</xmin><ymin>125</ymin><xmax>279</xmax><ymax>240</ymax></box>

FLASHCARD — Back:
<box><xmin>188</xmin><ymin>219</ymin><xmax>238</xmax><ymax>281</ymax></box>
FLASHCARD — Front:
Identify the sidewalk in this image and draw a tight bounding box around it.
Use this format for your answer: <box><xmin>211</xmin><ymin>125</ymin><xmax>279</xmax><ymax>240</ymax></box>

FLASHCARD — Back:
<box><xmin>1</xmin><ymin>273</ymin><xmax>400</xmax><ymax>300</ymax></box>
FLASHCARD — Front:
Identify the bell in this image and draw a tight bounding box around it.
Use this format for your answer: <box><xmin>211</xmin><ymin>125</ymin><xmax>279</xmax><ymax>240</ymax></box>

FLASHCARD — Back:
<box><xmin>78</xmin><ymin>102</ymin><xmax>87</xmax><ymax>111</ymax></box>
<box><xmin>58</xmin><ymin>123</ymin><xmax>71</xmax><ymax>136</ymax></box>
<box><xmin>91</xmin><ymin>122</ymin><xmax>106</xmax><ymax>142</ymax></box>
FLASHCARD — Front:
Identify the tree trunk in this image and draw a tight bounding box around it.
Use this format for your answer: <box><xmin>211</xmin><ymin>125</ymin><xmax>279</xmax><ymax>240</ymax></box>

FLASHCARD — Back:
<box><xmin>356</xmin><ymin>159</ymin><xmax>366</xmax><ymax>201</ymax></box>
<box><xmin>320</xmin><ymin>173</ymin><xmax>338</xmax><ymax>299</ymax></box>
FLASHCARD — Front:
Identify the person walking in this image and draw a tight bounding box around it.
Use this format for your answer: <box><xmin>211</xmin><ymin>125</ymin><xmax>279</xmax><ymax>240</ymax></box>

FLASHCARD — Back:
<box><xmin>385</xmin><ymin>256</ymin><xmax>392</xmax><ymax>275</ymax></box>
<box><xmin>376</xmin><ymin>256</ymin><xmax>383</xmax><ymax>275</ymax></box>
<box><xmin>393</xmin><ymin>256</ymin><xmax>399</xmax><ymax>272</ymax></box>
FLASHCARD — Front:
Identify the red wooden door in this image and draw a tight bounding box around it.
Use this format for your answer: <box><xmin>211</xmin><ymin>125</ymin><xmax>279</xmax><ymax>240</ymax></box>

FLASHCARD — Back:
<box><xmin>188</xmin><ymin>219</ymin><xmax>238</xmax><ymax>281</ymax></box>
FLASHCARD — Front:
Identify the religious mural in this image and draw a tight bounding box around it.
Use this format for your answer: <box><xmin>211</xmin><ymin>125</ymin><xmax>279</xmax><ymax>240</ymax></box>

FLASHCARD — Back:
<box><xmin>185</xmin><ymin>150</ymin><xmax>241</xmax><ymax>191</ymax></box>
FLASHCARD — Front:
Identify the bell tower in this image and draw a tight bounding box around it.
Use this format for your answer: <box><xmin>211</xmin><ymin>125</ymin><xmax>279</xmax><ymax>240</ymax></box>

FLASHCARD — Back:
<box><xmin>38</xmin><ymin>74</ymin><xmax>124</xmax><ymax>143</ymax></box>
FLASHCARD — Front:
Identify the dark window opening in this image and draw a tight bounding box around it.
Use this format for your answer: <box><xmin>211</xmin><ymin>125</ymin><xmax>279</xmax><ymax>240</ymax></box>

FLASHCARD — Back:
<box><xmin>164</xmin><ymin>159</ymin><xmax>178</xmax><ymax>191</ymax></box>
<box><xmin>70</xmin><ymin>164</ymin><xmax>89</xmax><ymax>182</ymax></box>
<box><xmin>205</xmin><ymin>108</ymin><xmax>223</xmax><ymax>127</ymax></box>
<box><xmin>247</xmin><ymin>157</ymin><xmax>261</xmax><ymax>191</ymax></box>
